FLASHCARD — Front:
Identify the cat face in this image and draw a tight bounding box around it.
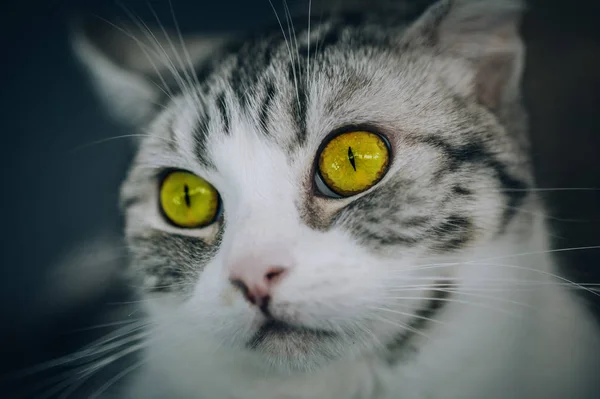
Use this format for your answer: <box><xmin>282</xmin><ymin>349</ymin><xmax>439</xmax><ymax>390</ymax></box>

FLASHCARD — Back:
<box><xmin>75</xmin><ymin>0</ymin><xmax>529</xmax><ymax>372</ymax></box>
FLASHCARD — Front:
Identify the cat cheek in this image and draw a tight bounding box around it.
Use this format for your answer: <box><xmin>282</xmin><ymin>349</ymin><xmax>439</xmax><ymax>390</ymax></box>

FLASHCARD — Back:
<box><xmin>219</xmin><ymin>284</ymin><xmax>238</xmax><ymax>307</ymax></box>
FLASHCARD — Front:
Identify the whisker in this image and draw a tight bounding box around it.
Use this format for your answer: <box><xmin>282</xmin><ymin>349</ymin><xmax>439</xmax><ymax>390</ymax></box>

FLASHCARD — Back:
<box><xmin>129</xmin><ymin>279</ymin><xmax>196</xmax><ymax>289</ymax></box>
<box><xmin>370</xmin><ymin>315</ymin><xmax>430</xmax><ymax>340</ymax></box>
<box><xmin>431</xmin><ymin>287</ymin><xmax>529</xmax><ymax>308</ymax></box>
<box><xmin>268</xmin><ymin>0</ymin><xmax>300</xmax><ymax>109</ymax></box>
<box><xmin>381</xmin><ymin>296</ymin><xmax>522</xmax><ymax>316</ymax></box>
<box><xmin>92</xmin><ymin>15</ymin><xmax>175</xmax><ymax>101</ymax></box>
<box><xmin>118</xmin><ymin>3</ymin><xmax>184</xmax><ymax>93</ymax></box>
<box><xmin>368</xmin><ymin>306</ymin><xmax>447</xmax><ymax>326</ymax></box>
<box><xmin>385</xmin><ymin>279</ymin><xmax>600</xmax><ymax>291</ymax></box>
<box><xmin>11</xmin><ymin>332</ymin><xmax>148</xmax><ymax>399</ymax></box>
<box><xmin>470</xmin><ymin>261</ymin><xmax>600</xmax><ymax>297</ymax></box>
<box><xmin>82</xmin><ymin>322</ymin><xmax>150</xmax><ymax>351</ymax></box>
<box><xmin>147</xmin><ymin>2</ymin><xmax>202</xmax><ymax>111</ymax></box>
<box><xmin>88</xmin><ymin>359</ymin><xmax>145</xmax><ymax>399</ymax></box>
<box><xmin>485</xmin><ymin>203</ymin><xmax>598</xmax><ymax>223</ymax></box>
<box><xmin>491</xmin><ymin>187</ymin><xmax>600</xmax><ymax>193</ymax></box>
<box><xmin>306</xmin><ymin>0</ymin><xmax>312</xmax><ymax>87</ymax></box>
<box><xmin>167</xmin><ymin>0</ymin><xmax>203</xmax><ymax>90</ymax></box>
<box><xmin>348</xmin><ymin>322</ymin><xmax>386</xmax><ymax>351</ymax></box>
<box><xmin>1</xmin><ymin>324</ymin><xmax>146</xmax><ymax>382</ymax></box>
<box><xmin>118</xmin><ymin>2</ymin><xmax>204</xmax><ymax>146</ymax></box>
<box><xmin>17</xmin><ymin>367</ymin><xmax>91</xmax><ymax>399</ymax></box>
<box><xmin>69</xmin><ymin>133</ymin><xmax>177</xmax><ymax>153</ymax></box>
<box><xmin>400</xmin><ymin>245</ymin><xmax>600</xmax><ymax>274</ymax></box>
<box><xmin>67</xmin><ymin>318</ymin><xmax>146</xmax><ymax>333</ymax></box>
<box><xmin>66</xmin><ymin>342</ymin><xmax>146</xmax><ymax>399</ymax></box>
<box><xmin>283</xmin><ymin>0</ymin><xmax>301</xmax><ymax>105</ymax></box>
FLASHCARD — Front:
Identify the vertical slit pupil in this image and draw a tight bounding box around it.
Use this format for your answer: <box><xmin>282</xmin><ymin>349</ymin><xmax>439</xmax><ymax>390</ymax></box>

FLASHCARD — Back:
<box><xmin>348</xmin><ymin>146</ymin><xmax>357</xmax><ymax>171</ymax></box>
<box><xmin>184</xmin><ymin>184</ymin><xmax>191</xmax><ymax>207</ymax></box>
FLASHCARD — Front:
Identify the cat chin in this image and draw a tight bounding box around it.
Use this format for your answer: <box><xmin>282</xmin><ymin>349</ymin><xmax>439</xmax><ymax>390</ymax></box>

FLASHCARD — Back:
<box><xmin>235</xmin><ymin>323</ymin><xmax>378</xmax><ymax>375</ymax></box>
<box><xmin>244</xmin><ymin>331</ymin><xmax>346</xmax><ymax>374</ymax></box>
<box><xmin>253</xmin><ymin>351</ymin><xmax>336</xmax><ymax>375</ymax></box>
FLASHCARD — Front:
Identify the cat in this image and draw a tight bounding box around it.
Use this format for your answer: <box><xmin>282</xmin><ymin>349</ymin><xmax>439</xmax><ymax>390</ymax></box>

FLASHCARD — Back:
<box><xmin>69</xmin><ymin>0</ymin><xmax>600</xmax><ymax>397</ymax></box>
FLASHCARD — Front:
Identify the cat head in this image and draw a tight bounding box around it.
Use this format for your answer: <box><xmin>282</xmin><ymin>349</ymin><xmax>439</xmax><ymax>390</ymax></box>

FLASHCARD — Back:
<box><xmin>73</xmin><ymin>0</ymin><xmax>531</xmax><ymax>373</ymax></box>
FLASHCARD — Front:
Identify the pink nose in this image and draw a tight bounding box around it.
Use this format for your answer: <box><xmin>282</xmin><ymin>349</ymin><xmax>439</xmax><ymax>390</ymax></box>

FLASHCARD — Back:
<box><xmin>228</xmin><ymin>257</ymin><xmax>289</xmax><ymax>308</ymax></box>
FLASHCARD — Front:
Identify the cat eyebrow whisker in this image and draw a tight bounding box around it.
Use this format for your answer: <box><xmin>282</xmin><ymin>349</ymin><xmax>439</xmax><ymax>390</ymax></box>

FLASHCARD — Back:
<box><xmin>119</xmin><ymin>3</ymin><xmax>204</xmax><ymax>135</ymax></box>
<box><xmin>268</xmin><ymin>0</ymin><xmax>300</xmax><ymax>111</ymax></box>
<box><xmin>166</xmin><ymin>0</ymin><xmax>204</xmax><ymax>99</ymax></box>
<box><xmin>94</xmin><ymin>16</ymin><xmax>175</xmax><ymax>102</ymax></box>
<box><xmin>147</xmin><ymin>2</ymin><xmax>204</xmax><ymax>121</ymax></box>
<box><xmin>306</xmin><ymin>0</ymin><xmax>312</xmax><ymax>88</ymax></box>
<box><xmin>282</xmin><ymin>0</ymin><xmax>302</xmax><ymax>112</ymax></box>
<box><xmin>69</xmin><ymin>133</ymin><xmax>177</xmax><ymax>153</ymax></box>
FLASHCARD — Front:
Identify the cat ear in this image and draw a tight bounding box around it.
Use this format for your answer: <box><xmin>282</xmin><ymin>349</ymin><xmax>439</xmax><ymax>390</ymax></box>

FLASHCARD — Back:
<box><xmin>71</xmin><ymin>17</ymin><xmax>229</xmax><ymax>128</ymax></box>
<box><xmin>407</xmin><ymin>0</ymin><xmax>525</xmax><ymax>112</ymax></box>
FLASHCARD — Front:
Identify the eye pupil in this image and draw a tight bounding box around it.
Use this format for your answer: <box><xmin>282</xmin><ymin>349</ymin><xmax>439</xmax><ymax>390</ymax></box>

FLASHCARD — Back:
<box><xmin>348</xmin><ymin>146</ymin><xmax>357</xmax><ymax>171</ymax></box>
<box><xmin>317</xmin><ymin>131</ymin><xmax>390</xmax><ymax>197</ymax></box>
<box><xmin>184</xmin><ymin>184</ymin><xmax>191</xmax><ymax>207</ymax></box>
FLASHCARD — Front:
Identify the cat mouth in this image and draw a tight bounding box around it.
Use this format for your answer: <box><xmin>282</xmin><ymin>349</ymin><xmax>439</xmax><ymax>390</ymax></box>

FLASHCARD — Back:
<box><xmin>244</xmin><ymin>282</ymin><xmax>450</xmax><ymax>364</ymax></box>
<box><xmin>246</xmin><ymin>319</ymin><xmax>337</xmax><ymax>352</ymax></box>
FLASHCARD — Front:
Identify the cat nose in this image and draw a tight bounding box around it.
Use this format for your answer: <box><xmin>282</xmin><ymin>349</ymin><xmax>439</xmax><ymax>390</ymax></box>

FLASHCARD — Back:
<box><xmin>228</xmin><ymin>263</ymin><xmax>288</xmax><ymax>309</ymax></box>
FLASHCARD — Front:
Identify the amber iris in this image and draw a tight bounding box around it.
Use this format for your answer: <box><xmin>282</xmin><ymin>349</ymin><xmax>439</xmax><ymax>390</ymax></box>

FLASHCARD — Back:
<box><xmin>318</xmin><ymin>131</ymin><xmax>390</xmax><ymax>196</ymax></box>
<box><xmin>159</xmin><ymin>171</ymin><xmax>220</xmax><ymax>228</ymax></box>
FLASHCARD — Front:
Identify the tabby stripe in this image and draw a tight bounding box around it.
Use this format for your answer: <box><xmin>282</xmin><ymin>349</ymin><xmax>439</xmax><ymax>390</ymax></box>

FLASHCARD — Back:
<box><xmin>194</xmin><ymin>114</ymin><xmax>215</xmax><ymax>168</ymax></box>
<box><xmin>358</xmin><ymin>227</ymin><xmax>422</xmax><ymax>247</ymax></box>
<box><xmin>452</xmin><ymin>185</ymin><xmax>472</xmax><ymax>196</ymax></box>
<box><xmin>384</xmin><ymin>284</ymin><xmax>450</xmax><ymax>366</ymax></box>
<box><xmin>287</xmin><ymin>59</ymin><xmax>309</xmax><ymax>148</ymax></box>
<box><xmin>216</xmin><ymin>92</ymin><xmax>230</xmax><ymax>135</ymax></box>
<box><xmin>258</xmin><ymin>82</ymin><xmax>276</xmax><ymax>135</ymax></box>
<box><xmin>420</xmin><ymin>136</ymin><xmax>528</xmax><ymax>229</ymax></box>
<box><xmin>399</xmin><ymin>215</ymin><xmax>433</xmax><ymax>228</ymax></box>
<box><xmin>430</xmin><ymin>215</ymin><xmax>473</xmax><ymax>252</ymax></box>
<box><xmin>133</xmin><ymin>229</ymin><xmax>224</xmax><ymax>294</ymax></box>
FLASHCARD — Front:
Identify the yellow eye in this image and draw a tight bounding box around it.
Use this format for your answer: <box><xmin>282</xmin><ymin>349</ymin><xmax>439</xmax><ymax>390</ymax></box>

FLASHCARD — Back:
<box><xmin>159</xmin><ymin>171</ymin><xmax>220</xmax><ymax>228</ymax></box>
<box><xmin>318</xmin><ymin>131</ymin><xmax>390</xmax><ymax>197</ymax></box>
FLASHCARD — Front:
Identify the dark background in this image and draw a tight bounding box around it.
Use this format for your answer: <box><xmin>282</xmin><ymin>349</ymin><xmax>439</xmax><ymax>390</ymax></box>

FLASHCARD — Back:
<box><xmin>1</xmin><ymin>0</ymin><xmax>599</xmax><ymax>397</ymax></box>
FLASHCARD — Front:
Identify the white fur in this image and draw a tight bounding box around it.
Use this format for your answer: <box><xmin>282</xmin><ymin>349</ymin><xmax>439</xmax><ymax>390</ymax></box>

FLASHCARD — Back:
<box><xmin>124</xmin><ymin>212</ymin><xmax>600</xmax><ymax>399</ymax></box>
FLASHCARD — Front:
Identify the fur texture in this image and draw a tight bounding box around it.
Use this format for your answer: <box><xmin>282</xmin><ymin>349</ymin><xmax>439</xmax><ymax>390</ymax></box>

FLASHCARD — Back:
<box><xmin>72</xmin><ymin>0</ymin><xmax>600</xmax><ymax>397</ymax></box>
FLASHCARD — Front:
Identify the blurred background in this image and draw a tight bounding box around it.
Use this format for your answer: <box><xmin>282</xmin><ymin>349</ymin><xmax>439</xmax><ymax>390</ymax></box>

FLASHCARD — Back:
<box><xmin>0</xmin><ymin>0</ymin><xmax>599</xmax><ymax>397</ymax></box>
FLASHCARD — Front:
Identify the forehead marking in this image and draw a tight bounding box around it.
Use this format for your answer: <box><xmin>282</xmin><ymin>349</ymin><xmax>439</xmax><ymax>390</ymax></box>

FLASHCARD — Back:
<box><xmin>215</xmin><ymin>91</ymin><xmax>230</xmax><ymax>135</ymax></box>
<box><xmin>258</xmin><ymin>81</ymin><xmax>276</xmax><ymax>136</ymax></box>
